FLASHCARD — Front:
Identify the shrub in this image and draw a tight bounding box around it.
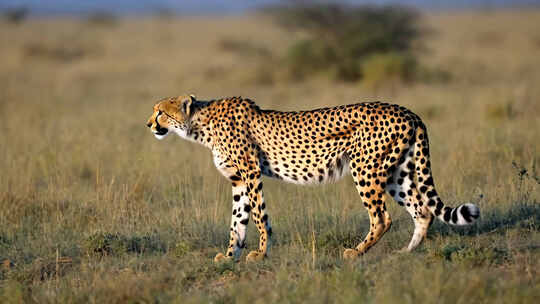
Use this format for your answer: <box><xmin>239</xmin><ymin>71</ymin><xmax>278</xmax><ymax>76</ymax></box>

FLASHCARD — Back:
<box><xmin>2</xmin><ymin>7</ymin><xmax>28</xmax><ymax>25</ymax></box>
<box><xmin>265</xmin><ymin>3</ymin><xmax>422</xmax><ymax>83</ymax></box>
<box><xmin>172</xmin><ymin>241</ymin><xmax>192</xmax><ymax>258</ymax></box>
<box><xmin>285</xmin><ymin>39</ymin><xmax>337</xmax><ymax>81</ymax></box>
<box><xmin>361</xmin><ymin>52</ymin><xmax>417</xmax><ymax>90</ymax></box>
<box><xmin>83</xmin><ymin>232</ymin><xmax>124</xmax><ymax>256</ymax></box>
<box><xmin>86</xmin><ymin>11</ymin><xmax>118</xmax><ymax>27</ymax></box>
<box><xmin>83</xmin><ymin>232</ymin><xmax>166</xmax><ymax>257</ymax></box>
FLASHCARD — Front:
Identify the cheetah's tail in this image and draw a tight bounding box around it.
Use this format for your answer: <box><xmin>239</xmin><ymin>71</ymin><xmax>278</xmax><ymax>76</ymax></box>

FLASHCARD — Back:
<box><xmin>413</xmin><ymin>121</ymin><xmax>480</xmax><ymax>226</ymax></box>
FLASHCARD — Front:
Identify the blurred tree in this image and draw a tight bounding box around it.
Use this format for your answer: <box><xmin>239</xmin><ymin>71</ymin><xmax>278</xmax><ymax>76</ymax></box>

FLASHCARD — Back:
<box><xmin>265</xmin><ymin>2</ymin><xmax>421</xmax><ymax>82</ymax></box>
<box><xmin>3</xmin><ymin>6</ymin><xmax>29</xmax><ymax>24</ymax></box>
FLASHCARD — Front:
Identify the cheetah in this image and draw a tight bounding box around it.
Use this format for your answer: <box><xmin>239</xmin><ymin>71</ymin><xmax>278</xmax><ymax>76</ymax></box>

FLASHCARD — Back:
<box><xmin>146</xmin><ymin>95</ymin><xmax>480</xmax><ymax>262</ymax></box>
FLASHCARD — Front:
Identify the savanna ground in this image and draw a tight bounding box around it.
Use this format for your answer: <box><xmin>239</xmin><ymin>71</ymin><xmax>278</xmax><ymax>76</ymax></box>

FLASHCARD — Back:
<box><xmin>0</xmin><ymin>8</ymin><xmax>539</xmax><ymax>303</ymax></box>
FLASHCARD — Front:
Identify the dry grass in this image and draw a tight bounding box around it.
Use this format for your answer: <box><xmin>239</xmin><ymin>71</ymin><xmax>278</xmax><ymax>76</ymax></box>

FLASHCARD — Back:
<box><xmin>0</xmin><ymin>9</ymin><xmax>539</xmax><ymax>303</ymax></box>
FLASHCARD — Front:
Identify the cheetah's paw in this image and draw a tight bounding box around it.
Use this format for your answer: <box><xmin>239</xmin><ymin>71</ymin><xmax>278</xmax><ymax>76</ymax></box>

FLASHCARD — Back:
<box><xmin>214</xmin><ymin>252</ymin><xmax>232</xmax><ymax>263</ymax></box>
<box><xmin>343</xmin><ymin>248</ymin><xmax>361</xmax><ymax>260</ymax></box>
<box><xmin>246</xmin><ymin>251</ymin><xmax>265</xmax><ymax>262</ymax></box>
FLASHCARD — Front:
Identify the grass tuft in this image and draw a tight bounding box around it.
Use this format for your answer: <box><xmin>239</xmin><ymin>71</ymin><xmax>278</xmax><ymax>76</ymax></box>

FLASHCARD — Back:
<box><xmin>83</xmin><ymin>232</ymin><xmax>166</xmax><ymax>257</ymax></box>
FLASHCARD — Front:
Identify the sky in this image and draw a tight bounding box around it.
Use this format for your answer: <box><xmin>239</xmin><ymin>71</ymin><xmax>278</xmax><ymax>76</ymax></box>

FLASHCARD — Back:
<box><xmin>1</xmin><ymin>0</ymin><xmax>539</xmax><ymax>15</ymax></box>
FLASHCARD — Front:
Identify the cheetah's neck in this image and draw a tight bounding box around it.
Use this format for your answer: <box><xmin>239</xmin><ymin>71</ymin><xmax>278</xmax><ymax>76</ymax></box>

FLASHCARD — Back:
<box><xmin>176</xmin><ymin>101</ymin><xmax>216</xmax><ymax>148</ymax></box>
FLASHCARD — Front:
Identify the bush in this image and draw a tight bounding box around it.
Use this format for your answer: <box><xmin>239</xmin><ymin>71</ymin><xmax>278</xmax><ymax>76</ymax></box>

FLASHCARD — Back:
<box><xmin>86</xmin><ymin>11</ymin><xmax>118</xmax><ymax>27</ymax></box>
<box><xmin>2</xmin><ymin>7</ymin><xmax>28</xmax><ymax>25</ymax></box>
<box><xmin>265</xmin><ymin>3</ymin><xmax>422</xmax><ymax>83</ymax></box>
<box><xmin>361</xmin><ymin>52</ymin><xmax>417</xmax><ymax>90</ymax></box>
<box><xmin>284</xmin><ymin>39</ymin><xmax>338</xmax><ymax>81</ymax></box>
<box><xmin>171</xmin><ymin>241</ymin><xmax>192</xmax><ymax>258</ymax></box>
<box><xmin>83</xmin><ymin>232</ymin><xmax>166</xmax><ymax>257</ymax></box>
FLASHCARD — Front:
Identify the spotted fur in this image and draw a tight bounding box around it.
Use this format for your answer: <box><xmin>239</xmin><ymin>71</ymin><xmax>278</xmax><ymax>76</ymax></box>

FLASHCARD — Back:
<box><xmin>146</xmin><ymin>95</ymin><xmax>480</xmax><ymax>261</ymax></box>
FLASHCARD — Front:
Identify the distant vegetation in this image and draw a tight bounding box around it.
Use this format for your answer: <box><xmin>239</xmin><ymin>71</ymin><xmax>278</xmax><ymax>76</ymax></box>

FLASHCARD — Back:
<box><xmin>86</xmin><ymin>11</ymin><xmax>118</xmax><ymax>26</ymax></box>
<box><xmin>2</xmin><ymin>7</ymin><xmax>29</xmax><ymax>24</ymax></box>
<box><xmin>264</xmin><ymin>3</ymin><xmax>422</xmax><ymax>86</ymax></box>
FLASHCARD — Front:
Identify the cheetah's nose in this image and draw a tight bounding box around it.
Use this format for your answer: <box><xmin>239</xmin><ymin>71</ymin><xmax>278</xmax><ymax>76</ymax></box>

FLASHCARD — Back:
<box><xmin>146</xmin><ymin>122</ymin><xmax>152</xmax><ymax>128</ymax></box>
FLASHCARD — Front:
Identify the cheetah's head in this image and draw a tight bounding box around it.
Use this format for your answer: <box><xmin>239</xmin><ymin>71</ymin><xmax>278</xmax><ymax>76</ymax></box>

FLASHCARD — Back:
<box><xmin>146</xmin><ymin>95</ymin><xmax>196</xmax><ymax>140</ymax></box>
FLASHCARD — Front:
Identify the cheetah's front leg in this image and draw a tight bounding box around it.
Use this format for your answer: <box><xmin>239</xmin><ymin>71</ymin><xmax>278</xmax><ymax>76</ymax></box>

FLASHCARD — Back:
<box><xmin>214</xmin><ymin>182</ymin><xmax>250</xmax><ymax>262</ymax></box>
<box><xmin>244</xmin><ymin>174</ymin><xmax>272</xmax><ymax>262</ymax></box>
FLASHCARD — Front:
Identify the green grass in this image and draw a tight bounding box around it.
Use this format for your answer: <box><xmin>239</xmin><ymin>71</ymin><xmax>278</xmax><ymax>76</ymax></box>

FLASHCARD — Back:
<box><xmin>0</xmin><ymin>9</ymin><xmax>539</xmax><ymax>303</ymax></box>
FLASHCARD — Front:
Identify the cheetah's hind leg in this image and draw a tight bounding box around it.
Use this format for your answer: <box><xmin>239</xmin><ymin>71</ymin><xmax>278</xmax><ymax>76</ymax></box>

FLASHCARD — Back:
<box><xmin>386</xmin><ymin>145</ymin><xmax>433</xmax><ymax>252</ymax></box>
<box><xmin>344</xmin><ymin>160</ymin><xmax>391</xmax><ymax>259</ymax></box>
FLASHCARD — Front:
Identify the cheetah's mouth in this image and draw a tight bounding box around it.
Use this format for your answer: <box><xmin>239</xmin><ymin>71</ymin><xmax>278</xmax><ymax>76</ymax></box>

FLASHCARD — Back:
<box><xmin>154</xmin><ymin>119</ymin><xmax>169</xmax><ymax>136</ymax></box>
<box><xmin>155</xmin><ymin>128</ymin><xmax>168</xmax><ymax>136</ymax></box>
<box><xmin>153</xmin><ymin>123</ymin><xmax>169</xmax><ymax>140</ymax></box>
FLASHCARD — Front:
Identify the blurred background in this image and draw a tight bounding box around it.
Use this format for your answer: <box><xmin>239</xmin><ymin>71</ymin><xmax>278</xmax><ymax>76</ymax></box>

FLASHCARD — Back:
<box><xmin>0</xmin><ymin>0</ymin><xmax>539</xmax><ymax>302</ymax></box>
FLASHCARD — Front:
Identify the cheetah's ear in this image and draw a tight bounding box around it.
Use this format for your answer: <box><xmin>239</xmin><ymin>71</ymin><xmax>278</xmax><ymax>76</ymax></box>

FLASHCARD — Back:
<box><xmin>180</xmin><ymin>95</ymin><xmax>196</xmax><ymax>117</ymax></box>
